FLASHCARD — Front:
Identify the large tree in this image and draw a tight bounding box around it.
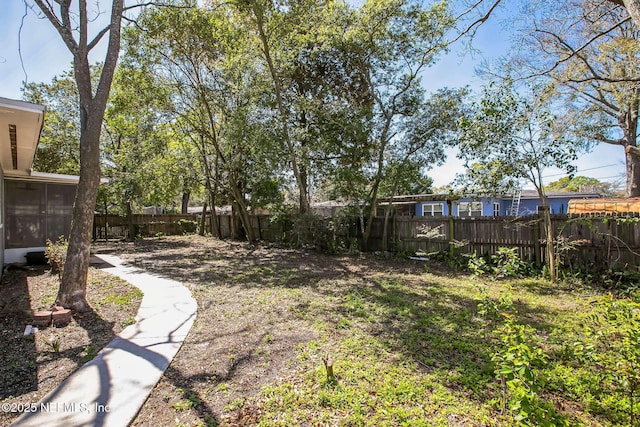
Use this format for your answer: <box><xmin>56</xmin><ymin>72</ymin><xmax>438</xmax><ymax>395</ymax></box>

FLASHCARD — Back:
<box><xmin>545</xmin><ymin>175</ymin><xmax>618</xmax><ymax>196</ymax></box>
<box><xmin>456</xmin><ymin>82</ymin><xmax>577</xmax><ymax>281</ymax></box>
<box><xmin>102</xmin><ymin>64</ymin><xmax>187</xmax><ymax>232</ymax></box>
<box><xmin>235</xmin><ymin>0</ymin><xmax>374</xmax><ymax>213</ymax></box>
<box><xmin>31</xmin><ymin>0</ymin><xmax>125</xmax><ymax>311</ymax></box>
<box><xmin>347</xmin><ymin>0</ymin><xmax>454</xmax><ymax>248</ymax></box>
<box><xmin>503</xmin><ymin>0</ymin><xmax>640</xmax><ymax>196</ymax></box>
<box><xmin>127</xmin><ymin>4</ymin><xmax>287</xmax><ymax>241</ymax></box>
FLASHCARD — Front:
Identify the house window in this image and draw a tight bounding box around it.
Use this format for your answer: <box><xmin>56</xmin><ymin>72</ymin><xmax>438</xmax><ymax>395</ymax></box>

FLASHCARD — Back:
<box><xmin>493</xmin><ymin>202</ymin><xmax>500</xmax><ymax>217</ymax></box>
<box><xmin>422</xmin><ymin>203</ymin><xmax>444</xmax><ymax>217</ymax></box>
<box><xmin>459</xmin><ymin>201</ymin><xmax>483</xmax><ymax>217</ymax></box>
<box><xmin>5</xmin><ymin>181</ymin><xmax>76</xmax><ymax>249</ymax></box>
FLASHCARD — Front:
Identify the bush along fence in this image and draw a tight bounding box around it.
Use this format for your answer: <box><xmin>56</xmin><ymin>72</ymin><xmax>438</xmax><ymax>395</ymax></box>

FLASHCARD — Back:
<box><xmin>93</xmin><ymin>213</ymin><xmax>640</xmax><ymax>272</ymax></box>
<box><xmin>367</xmin><ymin>215</ymin><xmax>640</xmax><ymax>272</ymax></box>
<box><xmin>93</xmin><ymin>214</ymin><xmax>199</xmax><ymax>240</ymax></box>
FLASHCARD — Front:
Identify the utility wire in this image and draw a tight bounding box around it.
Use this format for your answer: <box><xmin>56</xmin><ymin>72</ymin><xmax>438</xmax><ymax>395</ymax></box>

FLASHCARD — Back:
<box><xmin>543</xmin><ymin>163</ymin><xmax>619</xmax><ymax>179</ymax></box>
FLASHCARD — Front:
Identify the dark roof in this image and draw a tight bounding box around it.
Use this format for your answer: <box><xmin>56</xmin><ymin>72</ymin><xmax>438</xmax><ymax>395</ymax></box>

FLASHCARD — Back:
<box><xmin>519</xmin><ymin>190</ymin><xmax>600</xmax><ymax>199</ymax></box>
<box><xmin>382</xmin><ymin>191</ymin><xmax>601</xmax><ymax>202</ymax></box>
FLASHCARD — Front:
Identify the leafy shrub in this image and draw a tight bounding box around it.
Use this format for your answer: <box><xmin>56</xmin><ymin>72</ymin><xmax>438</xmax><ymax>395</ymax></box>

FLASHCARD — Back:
<box><xmin>289</xmin><ymin>212</ymin><xmax>358</xmax><ymax>254</ymax></box>
<box><xmin>576</xmin><ymin>294</ymin><xmax>640</xmax><ymax>426</ymax></box>
<box><xmin>468</xmin><ymin>253</ymin><xmax>490</xmax><ymax>277</ymax></box>
<box><xmin>178</xmin><ymin>218</ymin><xmax>198</xmax><ymax>234</ymax></box>
<box><xmin>45</xmin><ymin>236</ymin><xmax>68</xmax><ymax>280</ymax></box>
<box><xmin>478</xmin><ymin>289</ymin><xmax>564</xmax><ymax>426</ymax></box>
<box><xmin>469</xmin><ymin>247</ymin><xmax>533</xmax><ymax>279</ymax></box>
<box><xmin>492</xmin><ymin>248</ymin><xmax>528</xmax><ymax>278</ymax></box>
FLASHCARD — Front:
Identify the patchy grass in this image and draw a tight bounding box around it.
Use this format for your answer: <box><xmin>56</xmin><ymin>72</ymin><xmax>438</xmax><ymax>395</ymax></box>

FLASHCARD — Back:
<box><xmin>100</xmin><ymin>235</ymin><xmax>634</xmax><ymax>427</ymax></box>
<box><xmin>0</xmin><ymin>264</ymin><xmax>142</xmax><ymax>426</ymax></box>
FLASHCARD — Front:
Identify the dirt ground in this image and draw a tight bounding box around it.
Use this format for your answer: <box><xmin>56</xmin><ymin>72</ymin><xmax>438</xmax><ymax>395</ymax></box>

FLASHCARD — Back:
<box><xmin>0</xmin><ymin>235</ymin><xmax>615</xmax><ymax>426</ymax></box>
<box><xmin>0</xmin><ymin>262</ymin><xmax>142</xmax><ymax>426</ymax></box>
<box><xmin>92</xmin><ymin>235</ymin><xmax>425</xmax><ymax>426</ymax></box>
<box><xmin>0</xmin><ymin>236</ymin><xmax>388</xmax><ymax>426</ymax></box>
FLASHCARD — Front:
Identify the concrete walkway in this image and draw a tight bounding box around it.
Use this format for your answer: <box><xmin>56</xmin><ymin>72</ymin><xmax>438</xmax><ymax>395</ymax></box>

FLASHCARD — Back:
<box><xmin>11</xmin><ymin>254</ymin><xmax>197</xmax><ymax>427</ymax></box>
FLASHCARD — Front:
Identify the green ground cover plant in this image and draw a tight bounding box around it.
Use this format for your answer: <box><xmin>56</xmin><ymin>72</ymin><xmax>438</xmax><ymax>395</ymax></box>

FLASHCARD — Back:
<box><xmin>111</xmin><ymin>236</ymin><xmax>637</xmax><ymax>426</ymax></box>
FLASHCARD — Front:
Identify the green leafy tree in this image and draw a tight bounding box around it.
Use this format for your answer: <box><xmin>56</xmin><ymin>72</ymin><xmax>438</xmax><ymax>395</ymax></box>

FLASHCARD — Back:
<box><xmin>23</xmin><ymin>70</ymin><xmax>81</xmax><ymax>175</ymax></box>
<box><xmin>507</xmin><ymin>0</ymin><xmax>640</xmax><ymax>196</ymax></box>
<box><xmin>545</xmin><ymin>176</ymin><xmax>617</xmax><ymax>196</ymax></box>
<box><xmin>236</xmin><ymin>0</ymin><xmax>374</xmax><ymax>214</ymax></box>
<box><xmin>32</xmin><ymin>0</ymin><xmax>125</xmax><ymax>311</ymax></box>
<box><xmin>347</xmin><ymin>0</ymin><xmax>455</xmax><ymax>249</ymax></box>
<box><xmin>127</xmin><ymin>3</ymin><xmax>286</xmax><ymax>241</ymax></box>
<box><xmin>102</xmin><ymin>64</ymin><xmax>188</xmax><ymax>236</ymax></box>
<box><xmin>456</xmin><ymin>82</ymin><xmax>578</xmax><ymax>281</ymax></box>
<box><xmin>375</xmin><ymin>88</ymin><xmax>467</xmax><ymax>250</ymax></box>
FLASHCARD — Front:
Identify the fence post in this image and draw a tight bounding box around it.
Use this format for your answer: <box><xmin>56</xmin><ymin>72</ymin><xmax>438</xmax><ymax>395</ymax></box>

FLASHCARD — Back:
<box><xmin>448</xmin><ymin>216</ymin><xmax>455</xmax><ymax>257</ymax></box>
<box><xmin>533</xmin><ymin>215</ymin><xmax>542</xmax><ymax>266</ymax></box>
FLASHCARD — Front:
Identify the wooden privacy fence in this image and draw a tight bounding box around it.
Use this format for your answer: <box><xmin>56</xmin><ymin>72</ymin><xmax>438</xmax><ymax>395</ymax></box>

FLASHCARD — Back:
<box><xmin>93</xmin><ymin>214</ymin><xmax>287</xmax><ymax>241</ymax></box>
<box><xmin>369</xmin><ymin>215</ymin><xmax>640</xmax><ymax>271</ymax></box>
<box><xmin>93</xmin><ymin>214</ymin><xmax>198</xmax><ymax>240</ymax></box>
<box><xmin>93</xmin><ymin>213</ymin><xmax>640</xmax><ymax>271</ymax></box>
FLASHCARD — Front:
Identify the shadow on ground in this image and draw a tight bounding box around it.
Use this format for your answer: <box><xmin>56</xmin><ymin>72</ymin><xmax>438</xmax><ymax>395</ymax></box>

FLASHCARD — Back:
<box><xmin>0</xmin><ymin>265</ymin><xmax>126</xmax><ymax>427</ymax></box>
<box><xmin>0</xmin><ymin>267</ymin><xmax>38</xmax><ymax>400</ymax></box>
<box><xmin>104</xmin><ymin>236</ymin><xmax>576</xmax><ymax>425</ymax></box>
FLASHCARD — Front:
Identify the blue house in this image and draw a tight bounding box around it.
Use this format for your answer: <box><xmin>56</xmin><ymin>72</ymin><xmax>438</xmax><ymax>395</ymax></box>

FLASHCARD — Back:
<box><xmin>382</xmin><ymin>190</ymin><xmax>601</xmax><ymax>218</ymax></box>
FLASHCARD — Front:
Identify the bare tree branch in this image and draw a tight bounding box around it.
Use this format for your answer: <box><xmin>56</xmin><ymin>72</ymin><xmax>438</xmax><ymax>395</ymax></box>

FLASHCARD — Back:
<box><xmin>87</xmin><ymin>25</ymin><xmax>111</xmax><ymax>50</ymax></box>
<box><xmin>449</xmin><ymin>0</ymin><xmax>503</xmax><ymax>45</ymax></box>
<box><xmin>626</xmin><ymin>145</ymin><xmax>640</xmax><ymax>156</ymax></box>
<box><xmin>32</xmin><ymin>0</ymin><xmax>78</xmax><ymax>53</ymax></box>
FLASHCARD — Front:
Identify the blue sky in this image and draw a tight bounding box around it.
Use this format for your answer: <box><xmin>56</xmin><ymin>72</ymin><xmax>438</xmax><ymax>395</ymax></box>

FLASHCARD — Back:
<box><xmin>0</xmin><ymin>1</ymin><xmax>625</xmax><ymax>190</ymax></box>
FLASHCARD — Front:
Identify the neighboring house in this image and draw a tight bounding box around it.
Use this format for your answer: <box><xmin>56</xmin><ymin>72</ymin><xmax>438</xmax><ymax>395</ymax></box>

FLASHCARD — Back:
<box><xmin>0</xmin><ymin>97</ymin><xmax>79</xmax><ymax>265</ymax></box>
<box><xmin>142</xmin><ymin>206</ymin><xmax>167</xmax><ymax>215</ymax></box>
<box><xmin>187</xmin><ymin>205</ymin><xmax>271</xmax><ymax>216</ymax></box>
<box><xmin>383</xmin><ymin>190</ymin><xmax>601</xmax><ymax>218</ymax></box>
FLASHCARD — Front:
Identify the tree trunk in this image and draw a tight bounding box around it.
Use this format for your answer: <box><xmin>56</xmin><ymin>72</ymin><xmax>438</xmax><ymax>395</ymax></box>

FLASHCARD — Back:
<box><xmin>199</xmin><ymin>203</ymin><xmax>208</xmax><ymax>236</ymax></box>
<box><xmin>209</xmin><ymin>190</ymin><xmax>221</xmax><ymax>238</ymax></box>
<box><xmin>362</xmin><ymin>139</ymin><xmax>388</xmax><ymax>250</ymax></box>
<box><xmin>534</xmin><ymin>188</ymin><xmax>557</xmax><ymax>281</ymax></box>
<box><xmin>48</xmin><ymin>0</ymin><xmax>125</xmax><ymax>311</ymax></box>
<box><xmin>543</xmin><ymin>206</ymin><xmax>557</xmax><ymax>282</ymax></box>
<box><xmin>622</xmin><ymin>0</ymin><xmax>640</xmax><ymax>32</ymax></box>
<box><xmin>620</xmin><ymin>103</ymin><xmax>640</xmax><ymax>196</ymax></box>
<box><xmin>230</xmin><ymin>204</ymin><xmax>240</xmax><ymax>240</ymax></box>
<box><xmin>626</xmin><ymin>148</ymin><xmax>640</xmax><ymax>197</ymax></box>
<box><xmin>228</xmin><ymin>177</ymin><xmax>257</xmax><ymax>243</ymax></box>
<box><xmin>381</xmin><ymin>205</ymin><xmax>392</xmax><ymax>252</ymax></box>
<box><xmin>56</xmin><ymin>117</ymin><xmax>103</xmax><ymax>311</ymax></box>
<box><xmin>181</xmin><ymin>191</ymin><xmax>190</xmax><ymax>214</ymax></box>
<box><xmin>251</xmin><ymin>4</ymin><xmax>309</xmax><ymax>214</ymax></box>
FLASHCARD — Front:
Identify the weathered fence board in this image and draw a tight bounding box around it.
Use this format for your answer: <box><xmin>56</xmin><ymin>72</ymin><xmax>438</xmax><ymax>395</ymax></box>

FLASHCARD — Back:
<box><xmin>93</xmin><ymin>213</ymin><xmax>640</xmax><ymax>271</ymax></box>
<box><xmin>93</xmin><ymin>214</ymin><xmax>198</xmax><ymax>240</ymax></box>
<box><xmin>375</xmin><ymin>215</ymin><xmax>640</xmax><ymax>271</ymax></box>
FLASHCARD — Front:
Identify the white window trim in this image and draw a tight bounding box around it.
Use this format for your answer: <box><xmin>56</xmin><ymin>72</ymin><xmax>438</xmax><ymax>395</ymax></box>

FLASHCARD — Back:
<box><xmin>422</xmin><ymin>203</ymin><xmax>444</xmax><ymax>217</ymax></box>
<box><xmin>458</xmin><ymin>201</ymin><xmax>483</xmax><ymax>217</ymax></box>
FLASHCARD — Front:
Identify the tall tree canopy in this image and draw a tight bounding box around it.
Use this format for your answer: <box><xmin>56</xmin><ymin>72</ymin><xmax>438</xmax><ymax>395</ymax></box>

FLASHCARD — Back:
<box><xmin>455</xmin><ymin>82</ymin><xmax>577</xmax><ymax>280</ymax></box>
<box><xmin>545</xmin><ymin>175</ymin><xmax>618</xmax><ymax>196</ymax></box>
<box><xmin>502</xmin><ymin>0</ymin><xmax>640</xmax><ymax>196</ymax></box>
<box><xmin>23</xmin><ymin>70</ymin><xmax>81</xmax><ymax>175</ymax></box>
